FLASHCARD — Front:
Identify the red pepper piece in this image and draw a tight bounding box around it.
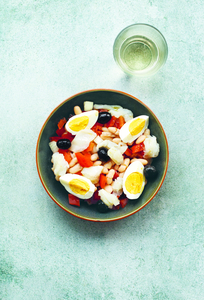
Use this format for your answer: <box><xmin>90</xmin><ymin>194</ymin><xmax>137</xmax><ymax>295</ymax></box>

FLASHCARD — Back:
<box><xmin>120</xmin><ymin>197</ymin><xmax>128</xmax><ymax>208</ymax></box>
<box><xmin>118</xmin><ymin>115</ymin><xmax>125</xmax><ymax>129</ymax></box>
<box><xmin>49</xmin><ymin>136</ymin><xmax>61</xmax><ymax>142</ymax></box>
<box><xmin>75</xmin><ymin>171</ymin><xmax>82</xmax><ymax>176</ymax></box>
<box><xmin>57</xmin><ymin>118</ymin><xmax>67</xmax><ymax>130</ymax></box>
<box><xmin>91</xmin><ymin>122</ymin><xmax>103</xmax><ymax>135</ymax></box>
<box><xmin>49</xmin><ymin>131</ymin><xmax>75</xmax><ymax>142</ymax></box>
<box><xmin>88</xmin><ymin>190</ymin><xmax>101</xmax><ymax>205</ymax></box>
<box><xmin>68</xmin><ymin>194</ymin><xmax>80</xmax><ymax>207</ymax></box>
<box><xmin>114</xmin><ymin>118</ymin><xmax>120</xmax><ymax>128</ymax></box>
<box><xmin>75</xmin><ymin>152</ymin><xmax>93</xmax><ymax>167</ymax></box>
<box><xmin>93</xmin><ymin>190</ymin><xmax>100</xmax><ymax>201</ymax></box>
<box><xmin>99</xmin><ymin>173</ymin><xmax>107</xmax><ymax>189</ymax></box>
<box><xmin>84</xmin><ymin>141</ymin><xmax>95</xmax><ymax>152</ymax></box>
<box><xmin>134</xmin><ymin>151</ymin><xmax>145</xmax><ymax>158</ymax></box>
<box><xmin>58</xmin><ymin>149</ymin><xmax>72</xmax><ymax>163</ymax></box>
<box><xmin>61</xmin><ymin>131</ymin><xmax>75</xmax><ymax>141</ymax></box>
<box><xmin>124</xmin><ymin>148</ymin><xmax>132</xmax><ymax>157</ymax></box>
<box><xmin>131</xmin><ymin>142</ymin><xmax>145</xmax><ymax>154</ymax></box>
<box><xmin>58</xmin><ymin>149</ymin><xmax>67</xmax><ymax>154</ymax></box>
<box><xmin>113</xmin><ymin>171</ymin><xmax>119</xmax><ymax>180</ymax></box>
<box><xmin>63</xmin><ymin>151</ymin><xmax>72</xmax><ymax>163</ymax></box>
<box><xmin>56</xmin><ymin>127</ymin><xmax>66</xmax><ymax>136</ymax></box>
<box><xmin>112</xmin><ymin>204</ymin><xmax>120</xmax><ymax>210</ymax></box>
<box><xmin>105</xmin><ymin>116</ymin><xmax>117</xmax><ymax>127</ymax></box>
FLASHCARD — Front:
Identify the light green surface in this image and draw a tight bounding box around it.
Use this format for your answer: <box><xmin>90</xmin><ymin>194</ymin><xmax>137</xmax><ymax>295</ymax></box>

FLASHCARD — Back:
<box><xmin>1</xmin><ymin>0</ymin><xmax>204</xmax><ymax>299</ymax></box>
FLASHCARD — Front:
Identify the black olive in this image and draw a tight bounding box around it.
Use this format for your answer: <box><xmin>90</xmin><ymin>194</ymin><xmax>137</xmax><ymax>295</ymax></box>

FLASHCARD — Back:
<box><xmin>97</xmin><ymin>111</ymin><xmax>112</xmax><ymax>124</ymax></box>
<box><xmin>98</xmin><ymin>147</ymin><xmax>110</xmax><ymax>162</ymax></box>
<box><xmin>144</xmin><ymin>165</ymin><xmax>157</xmax><ymax>180</ymax></box>
<box><xmin>97</xmin><ymin>200</ymin><xmax>109</xmax><ymax>213</ymax></box>
<box><xmin>57</xmin><ymin>139</ymin><xmax>71</xmax><ymax>150</ymax></box>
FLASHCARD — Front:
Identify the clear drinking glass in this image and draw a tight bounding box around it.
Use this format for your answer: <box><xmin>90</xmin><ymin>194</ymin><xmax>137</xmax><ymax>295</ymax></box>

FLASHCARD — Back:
<box><xmin>113</xmin><ymin>23</ymin><xmax>168</xmax><ymax>77</ymax></box>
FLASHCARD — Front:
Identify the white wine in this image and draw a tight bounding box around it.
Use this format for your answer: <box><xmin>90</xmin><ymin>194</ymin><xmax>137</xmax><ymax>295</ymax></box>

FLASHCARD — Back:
<box><xmin>120</xmin><ymin>36</ymin><xmax>158</xmax><ymax>71</ymax></box>
<box><xmin>113</xmin><ymin>24</ymin><xmax>168</xmax><ymax>77</ymax></box>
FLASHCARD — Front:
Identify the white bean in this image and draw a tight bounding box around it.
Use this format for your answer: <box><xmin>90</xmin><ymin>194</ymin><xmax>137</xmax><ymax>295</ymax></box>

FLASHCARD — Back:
<box><xmin>93</xmin><ymin>161</ymin><xmax>102</xmax><ymax>166</ymax></box>
<box><xmin>108</xmin><ymin>127</ymin><xmax>117</xmax><ymax>134</ymax></box>
<box><xmin>114</xmin><ymin>164</ymin><xmax>119</xmax><ymax>171</ymax></box>
<box><xmin>144</xmin><ymin>129</ymin><xmax>150</xmax><ymax>137</ymax></box>
<box><xmin>100</xmin><ymin>136</ymin><xmax>113</xmax><ymax>141</ymax></box>
<box><xmin>123</xmin><ymin>158</ymin><xmax>130</xmax><ymax>167</ymax></box>
<box><xmin>74</xmin><ymin>106</ymin><xmax>82</xmax><ymax>115</ymax></box>
<box><xmin>92</xmin><ymin>144</ymin><xmax>98</xmax><ymax>153</ymax></box>
<box><xmin>118</xmin><ymin>164</ymin><xmax>127</xmax><ymax>173</ymax></box>
<box><xmin>136</xmin><ymin>135</ymin><xmax>146</xmax><ymax>144</ymax></box>
<box><xmin>102</xmin><ymin>127</ymin><xmax>109</xmax><ymax>132</ymax></box>
<box><xmin>115</xmin><ymin>129</ymin><xmax>120</xmax><ymax>135</ymax></box>
<box><xmin>103</xmin><ymin>161</ymin><xmax>114</xmax><ymax>169</ymax></box>
<box><xmin>107</xmin><ymin>169</ymin><xmax>115</xmax><ymax>179</ymax></box>
<box><xmin>69</xmin><ymin>163</ymin><xmax>83</xmax><ymax>174</ymax></box>
<box><xmin>104</xmin><ymin>185</ymin><xmax>113</xmax><ymax>193</ymax></box>
<box><xmin>106</xmin><ymin>178</ymin><xmax>113</xmax><ymax>185</ymax></box>
<box><xmin>127</xmin><ymin>141</ymin><xmax>134</xmax><ymax>146</ymax></box>
<box><xmin>112</xmin><ymin>138</ymin><xmax>121</xmax><ymax>144</ymax></box>
<box><xmin>91</xmin><ymin>153</ymin><xmax>99</xmax><ymax>161</ymax></box>
<box><xmin>138</xmin><ymin>159</ymin><xmax>148</xmax><ymax>165</ymax></box>
<box><xmin>69</xmin><ymin>157</ymin><xmax>78</xmax><ymax>167</ymax></box>
<box><xmin>70</xmin><ymin>152</ymin><xmax>76</xmax><ymax>158</ymax></box>
<box><xmin>102</xmin><ymin>167</ymin><xmax>109</xmax><ymax>174</ymax></box>
<box><xmin>100</xmin><ymin>132</ymin><xmax>114</xmax><ymax>138</ymax></box>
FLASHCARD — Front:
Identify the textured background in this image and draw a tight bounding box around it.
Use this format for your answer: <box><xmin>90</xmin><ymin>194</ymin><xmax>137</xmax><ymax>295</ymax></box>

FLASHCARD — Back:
<box><xmin>1</xmin><ymin>0</ymin><xmax>204</xmax><ymax>299</ymax></box>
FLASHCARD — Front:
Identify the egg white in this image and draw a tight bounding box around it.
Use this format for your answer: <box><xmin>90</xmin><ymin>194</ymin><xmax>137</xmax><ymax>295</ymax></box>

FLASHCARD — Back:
<box><xmin>59</xmin><ymin>174</ymin><xmax>95</xmax><ymax>199</ymax></box>
<box><xmin>65</xmin><ymin>110</ymin><xmax>99</xmax><ymax>135</ymax></box>
<box><xmin>119</xmin><ymin>115</ymin><xmax>149</xmax><ymax>143</ymax></box>
<box><xmin>123</xmin><ymin>160</ymin><xmax>145</xmax><ymax>199</ymax></box>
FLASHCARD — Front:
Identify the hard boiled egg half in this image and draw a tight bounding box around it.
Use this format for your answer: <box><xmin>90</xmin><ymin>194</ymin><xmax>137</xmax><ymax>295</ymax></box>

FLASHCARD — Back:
<box><xmin>119</xmin><ymin>115</ymin><xmax>149</xmax><ymax>143</ymax></box>
<box><xmin>59</xmin><ymin>174</ymin><xmax>95</xmax><ymax>199</ymax></box>
<box><xmin>65</xmin><ymin>110</ymin><xmax>98</xmax><ymax>135</ymax></box>
<box><xmin>123</xmin><ymin>160</ymin><xmax>145</xmax><ymax>199</ymax></box>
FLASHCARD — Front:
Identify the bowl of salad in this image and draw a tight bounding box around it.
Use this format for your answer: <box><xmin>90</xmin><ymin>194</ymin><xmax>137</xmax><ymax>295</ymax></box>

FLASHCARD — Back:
<box><xmin>36</xmin><ymin>89</ymin><xmax>169</xmax><ymax>222</ymax></box>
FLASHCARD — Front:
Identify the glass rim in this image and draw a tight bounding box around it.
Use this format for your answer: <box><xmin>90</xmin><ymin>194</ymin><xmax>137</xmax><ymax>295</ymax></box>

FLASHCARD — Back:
<box><xmin>113</xmin><ymin>23</ymin><xmax>168</xmax><ymax>48</ymax></box>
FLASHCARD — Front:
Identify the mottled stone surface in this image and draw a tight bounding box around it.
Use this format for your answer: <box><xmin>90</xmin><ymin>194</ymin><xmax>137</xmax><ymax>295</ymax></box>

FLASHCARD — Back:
<box><xmin>1</xmin><ymin>0</ymin><xmax>204</xmax><ymax>299</ymax></box>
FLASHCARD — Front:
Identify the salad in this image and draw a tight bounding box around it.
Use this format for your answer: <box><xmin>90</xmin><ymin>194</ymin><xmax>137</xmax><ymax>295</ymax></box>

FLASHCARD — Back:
<box><xmin>49</xmin><ymin>101</ymin><xmax>159</xmax><ymax>213</ymax></box>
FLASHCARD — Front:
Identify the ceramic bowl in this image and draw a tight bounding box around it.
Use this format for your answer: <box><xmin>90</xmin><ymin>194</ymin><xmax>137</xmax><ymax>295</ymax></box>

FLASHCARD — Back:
<box><xmin>36</xmin><ymin>89</ymin><xmax>169</xmax><ymax>222</ymax></box>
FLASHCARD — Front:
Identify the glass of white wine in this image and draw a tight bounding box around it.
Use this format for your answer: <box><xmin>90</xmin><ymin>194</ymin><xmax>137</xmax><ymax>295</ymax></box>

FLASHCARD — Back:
<box><xmin>113</xmin><ymin>23</ymin><xmax>168</xmax><ymax>77</ymax></box>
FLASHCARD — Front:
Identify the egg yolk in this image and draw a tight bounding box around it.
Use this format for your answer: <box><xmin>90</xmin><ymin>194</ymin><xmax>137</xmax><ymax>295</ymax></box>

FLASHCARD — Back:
<box><xmin>69</xmin><ymin>116</ymin><xmax>89</xmax><ymax>132</ymax></box>
<box><xmin>125</xmin><ymin>172</ymin><xmax>143</xmax><ymax>194</ymax></box>
<box><xmin>69</xmin><ymin>179</ymin><xmax>90</xmax><ymax>195</ymax></box>
<box><xmin>129</xmin><ymin>118</ymin><xmax>145</xmax><ymax>136</ymax></box>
